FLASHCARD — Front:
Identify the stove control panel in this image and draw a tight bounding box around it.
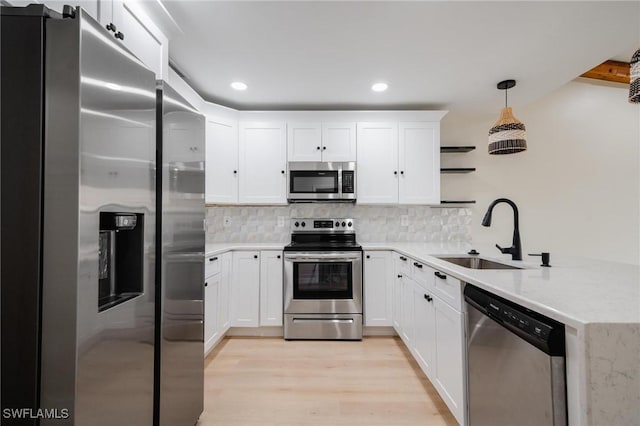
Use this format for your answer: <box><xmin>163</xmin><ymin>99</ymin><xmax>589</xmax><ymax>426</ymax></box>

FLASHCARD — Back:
<box><xmin>291</xmin><ymin>218</ymin><xmax>355</xmax><ymax>233</ymax></box>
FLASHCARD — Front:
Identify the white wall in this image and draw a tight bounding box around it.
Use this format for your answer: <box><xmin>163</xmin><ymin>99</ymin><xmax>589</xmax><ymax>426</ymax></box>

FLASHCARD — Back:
<box><xmin>441</xmin><ymin>79</ymin><xmax>640</xmax><ymax>265</ymax></box>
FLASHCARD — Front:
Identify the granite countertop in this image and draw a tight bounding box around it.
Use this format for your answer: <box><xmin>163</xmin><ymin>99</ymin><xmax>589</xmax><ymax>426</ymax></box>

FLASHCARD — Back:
<box><xmin>204</xmin><ymin>241</ymin><xmax>640</xmax><ymax>329</ymax></box>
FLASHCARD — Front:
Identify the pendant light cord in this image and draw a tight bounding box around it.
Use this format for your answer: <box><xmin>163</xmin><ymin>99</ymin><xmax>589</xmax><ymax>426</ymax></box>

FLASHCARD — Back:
<box><xmin>505</xmin><ymin>87</ymin><xmax>508</xmax><ymax>108</ymax></box>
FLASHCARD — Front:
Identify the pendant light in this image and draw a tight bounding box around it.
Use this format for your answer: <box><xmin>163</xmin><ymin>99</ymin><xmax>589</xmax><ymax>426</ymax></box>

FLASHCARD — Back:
<box><xmin>488</xmin><ymin>80</ymin><xmax>527</xmax><ymax>155</ymax></box>
<box><xmin>629</xmin><ymin>48</ymin><xmax>640</xmax><ymax>103</ymax></box>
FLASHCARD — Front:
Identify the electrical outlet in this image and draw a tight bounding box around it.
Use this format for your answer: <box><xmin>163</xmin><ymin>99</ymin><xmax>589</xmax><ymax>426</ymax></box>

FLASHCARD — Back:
<box><xmin>277</xmin><ymin>216</ymin><xmax>286</xmax><ymax>227</ymax></box>
<box><xmin>400</xmin><ymin>215</ymin><xmax>409</xmax><ymax>227</ymax></box>
<box><xmin>223</xmin><ymin>216</ymin><xmax>232</xmax><ymax>227</ymax></box>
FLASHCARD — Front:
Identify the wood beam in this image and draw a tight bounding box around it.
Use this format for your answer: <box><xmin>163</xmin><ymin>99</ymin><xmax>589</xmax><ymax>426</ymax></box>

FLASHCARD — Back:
<box><xmin>581</xmin><ymin>60</ymin><xmax>630</xmax><ymax>84</ymax></box>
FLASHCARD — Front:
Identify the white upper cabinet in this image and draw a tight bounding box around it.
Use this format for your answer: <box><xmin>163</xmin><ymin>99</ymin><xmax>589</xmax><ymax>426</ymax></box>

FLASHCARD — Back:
<box><xmin>287</xmin><ymin>122</ymin><xmax>356</xmax><ymax>162</ymax></box>
<box><xmin>238</xmin><ymin>122</ymin><xmax>287</xmax><ymax>204</ymax></box>
<box><xmin>356</xmin><ymin>122</ymin><xmax>399</xmax><ymax>204</ymax></box>
<box><xmin>97</xmin><ymin>0</ymin><xmax>169</xmax><ymax>80</ymax></box>
<box><xmin>399</xmin><ymin>122</ymin><xmax>440</xmax><ymax>204</ymax></box>
<box><xmin>358</xmin><ymin>122</ymin><xmax>441</xmax><ymax>205</ymax></box>
<box><xmin>321</xmin><ymin>122</ymin><xmax>356</xmax><ymax>162</ymax></box>
<box><xmin>288</xmin><ymin>123</ymin><xmax>322</xmax><ymax>162</ymax></box>
<box><xmin>206</xmin><ymin>118</ymin><xmax>238</xmax><ymax>204</ymax></box>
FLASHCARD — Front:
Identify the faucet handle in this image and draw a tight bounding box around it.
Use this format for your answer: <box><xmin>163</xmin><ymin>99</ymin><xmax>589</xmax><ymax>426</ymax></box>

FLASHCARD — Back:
<box><xmin>495</xmin><ymin>244</ymin><xmax>510</xmax><ymax>254</ymax></box>
<box><xmin>529</xmin><ymin>252</ymin><xmax>551</xmax><ymax>267</ymax></box>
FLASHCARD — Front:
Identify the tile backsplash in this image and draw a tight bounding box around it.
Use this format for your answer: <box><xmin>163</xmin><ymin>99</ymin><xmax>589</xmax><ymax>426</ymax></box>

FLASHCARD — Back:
<box><xmin>206</xmin><ymin>205</ymin><xmax>471</xmax><ymax>243</ymax></box>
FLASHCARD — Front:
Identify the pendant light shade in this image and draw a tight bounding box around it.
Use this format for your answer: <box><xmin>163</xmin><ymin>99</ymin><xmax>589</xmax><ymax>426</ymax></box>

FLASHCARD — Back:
<box><xmin>629</xmin><ymin>48</ymin><xmax>640</xmax><ymax>103</ymax></box>
<box><xmin>488</xmin><ymin>80</ymin><xmax>527</xmax><ymax>155</ymax></box>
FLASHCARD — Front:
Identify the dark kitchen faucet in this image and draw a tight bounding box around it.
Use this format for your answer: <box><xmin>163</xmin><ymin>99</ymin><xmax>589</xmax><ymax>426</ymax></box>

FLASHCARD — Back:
<box><xmin>482</xmin><ymin>198</ymin><xmax>522</xmax><ymax>261</ymax></box>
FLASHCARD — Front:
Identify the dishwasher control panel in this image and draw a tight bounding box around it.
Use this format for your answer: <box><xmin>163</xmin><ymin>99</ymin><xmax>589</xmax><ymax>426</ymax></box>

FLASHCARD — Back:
<box><xmin>464</xmin><ymin>284</ymin><xmax>565</xmax><ymax>356</ymax></box>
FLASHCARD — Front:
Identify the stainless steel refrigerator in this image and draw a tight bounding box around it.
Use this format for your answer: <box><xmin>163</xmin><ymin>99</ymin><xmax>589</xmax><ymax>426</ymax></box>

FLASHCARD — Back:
<box><xmin>155</xmin><ymin>82</ymin><xmax>205</xmax><ymax>426</ymax></box>
<box><xmin>1</xmin><ymin>5</ymin><xmax>205</xmax><ymax>425</ymax></box>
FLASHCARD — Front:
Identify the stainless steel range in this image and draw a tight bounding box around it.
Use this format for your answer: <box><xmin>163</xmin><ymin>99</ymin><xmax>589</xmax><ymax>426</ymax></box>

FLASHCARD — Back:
<box><xmin>283</xmin><ymin>218</ymin><xmax>363</xmax><ymax>340</ymax></box>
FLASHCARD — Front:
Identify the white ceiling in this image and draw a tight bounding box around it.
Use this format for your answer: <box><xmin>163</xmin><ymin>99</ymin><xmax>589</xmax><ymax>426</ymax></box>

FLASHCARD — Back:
<box><xmin>143</xmin><ymin>1</ymin><xmax>640</xmax><ymax>111</ymax></box>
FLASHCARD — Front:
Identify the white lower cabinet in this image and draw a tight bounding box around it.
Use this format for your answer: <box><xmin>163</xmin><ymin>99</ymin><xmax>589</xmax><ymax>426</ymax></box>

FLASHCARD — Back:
<box><xmin>390</xmin><ymin>251</ymin><xmax>465</xmax><ymax>425</ymax></box>
<box><xmin>259</xmin><ymin>251</ymin><xmax>283</xmax><ymax>326</ymax></box>
<box><xmin>218</xmin><ymin>253</ymin><xmax>232</xmax><ymax>332</ymax></box>
<box><xmin>413</xmin><ymin>281</ymin><xmax>436</xmax><ymax>379</ymax></box>
<box><xmin>231</xmin><ymin>251</ymin><xmax>261</xmax><ymax>327</ymax></box>
<box><xmin>364</xmin><ymin>251</ymin><xmax>393</xmax><ymax>326</ymax></box>
<box><xmin>400</xmin><ymin>275</ymin><xmax>415</xmax><ymax>347</ymax></box>
<box><xmin>205</xmin><ymin>252</ymin><xmax>232</xmax><ymax>355</ymax></box>
<box><xmin>433</xmin><ymin>296</ymin><xmax>465</xmax><ymax>424</ymax></box>
<box><xmin>392</xmin><ymin>272</ymin><xmax>403</xmax><ymax>333</ymax></box>
<box><xmin>204</xmin><ymin>272</ymin><xmax>220</xmax><ymax>353</ymax></box>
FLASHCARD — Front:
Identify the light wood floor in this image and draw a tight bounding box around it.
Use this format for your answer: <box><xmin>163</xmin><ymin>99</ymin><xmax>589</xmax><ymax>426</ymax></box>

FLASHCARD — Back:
<box><xmin>198</xmin><ymin>337</ymin><xmax>457</xmax><ymax>426</ymax></box>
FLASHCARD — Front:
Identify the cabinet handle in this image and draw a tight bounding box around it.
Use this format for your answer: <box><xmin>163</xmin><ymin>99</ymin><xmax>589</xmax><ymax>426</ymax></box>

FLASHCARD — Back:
<box><xmin>316</xmin><ymin>146</ymin><xmax>321</xmax><ymax>150</ymax></box>
<box><xmin>424</xmin><ymin>294</ymin><xmax>433</xmax><ymax>302</ymax></box>
<box><xmin>233</xmin><ymin>170</ymin><xmax>237</xmax><ymax>174</ymax></box>
<box><xmin>435</xmin><ymin>271</ymin><xmax>447</xmax><ymax>280</ymax></box>
<box><xmin>399</xmin><ymin>256</ymin><xmax>407</xmax><ymax>261</ymax></box>
<box><xmin>277</xmin><ymin>255</ymin><xmax>281</xmax><ymax>259</ymax></box>
<box><xmin>323</xmin><ymin>146</ymin><xmax>327</xmax><ymax>150</ymax></box>
<box><xmin>366</xmin><ymin>255</ymin><xmax>371</xmax><ymax>259</ymax></box>
<box><xmin>209</xmin><ymin>257</ymin><xmax>218</xmax><ymax>262</ymax></box>
<box><xmin>397</xmin><ymin>274</ymin><xmax>402</xmax><ymax>278</ymax></box>
<box><xmin>106</xmin><ymin>22</ymin><xmax>117</xmax><ymax>32</ymax></box>
<box><xmin>115</xmin><ymin>31</ymin><xmax>124</xmax><ymax>40</ymax></box>
<box><xmin>413</xmin><ymin>262</ymin><xmax>423</xmax><ymax>269</ymax></box>
<box><xmin>254</xmin><ymin>255</ymin><xmax>258</xmax><ymax>259</ymax></box>
<box><xmin>281</xmin><ymin>170</ymin><xmax>285</xmax><ymax>174</ymax></box>
<box><xmin>400</xmin><ymin>171</ymin><xmax>404</xmax><ymax>175</ymax></box>
<box><xmin>204</xmin><ymin>282</ymin><xmax>208</xmax><ymax>287</ymax></box>
<box><xmin>394</xmin><ymin>171</ymin><xmax>398</xmax><ymax>175</ymax></box>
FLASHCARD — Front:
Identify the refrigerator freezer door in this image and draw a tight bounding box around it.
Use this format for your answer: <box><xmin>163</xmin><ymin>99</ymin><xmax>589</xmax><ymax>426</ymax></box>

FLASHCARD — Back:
<box><xmin>157</xmin><ymin>81</ymin><xmax>205</xmax><ymax>426</ymax></box>
<box><xmin>41</xmin><ymin>9</ymin><xmax>157</xmax><ymax>425</ymax></box>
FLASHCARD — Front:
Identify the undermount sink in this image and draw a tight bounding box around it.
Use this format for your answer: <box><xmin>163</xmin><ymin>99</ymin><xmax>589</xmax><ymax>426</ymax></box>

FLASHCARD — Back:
<box><xmin>436</xmin><ymin>256</ymin><xmax>522</xmax><ymax>270</ymax></box>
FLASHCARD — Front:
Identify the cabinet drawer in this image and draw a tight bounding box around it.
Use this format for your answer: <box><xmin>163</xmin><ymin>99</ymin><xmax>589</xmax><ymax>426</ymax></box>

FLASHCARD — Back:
<box><xmin>205</xmin><ymin>254</ymin><xmax>222</xmax><ymax>277</ymax></box>
<box><xmin>432</xmin><ymin>269</ymin><xmax>462</xmax><ymax>310</ymax></box>
<box><xmin>412</xmin><ymin>259</ymin><xmax>432</xmax><ymax>289</ymax></box>
<box><xmin>395</xmin><ymin>252</ymin><xmax>412</xmax><ymax>279</ymax></box>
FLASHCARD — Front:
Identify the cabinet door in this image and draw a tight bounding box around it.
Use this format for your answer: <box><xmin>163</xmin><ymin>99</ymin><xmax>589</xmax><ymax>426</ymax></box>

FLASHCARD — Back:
<box><xmin>287</xmin><ymin>123</ymin><xmax>322</xmax><ymax>162</ymax></box>
<box><xmin>413</xmin><ymin>284</ymin><xmax>436</xmax><ymax>379</ymax></box>
<box><xmin>204</xmin><ymin>274</ymin><xmax>220</xmax><ymax>354</ymax></box>
<box><xmin>206</xmin><ymin>119</ymin><xmax>238</xmax><ymax>204</ymax></box>
<box><xmin>400</xmin><ymin>276</ymin><xmax>415</xmax><ymax>347</ymax></box>
<box><xmin>230</xmin><ymin>251</ymin><xmax>260</xmax><ymax>327</ymax></box>
<box><xmin>218</xmin><ymin>252</ymin><xmax>233</xmax><ymax>333</ymax></box>
<box><xmin>238</xmin><ymin>122</ymin><xmax>287</xmax><ymax>204</ymax></box>
<box><xmin>398</xmin><ymin>122</ymin><xmax>440</xmax><ymax>205</ymax></box>
<box><xmin>364</xmin><ymin>251</ymin><xmax>393</xmax><ymax>326</ymax></box>
<box><xmin>117</xmin><ymin>1</ymin><xmax>169</xmax><ymax>79</ymax></box>
<box><xmin>322</xmin><ymin>122</ymin><xmax>356</xmax><ymax>162</ymax></box>
<box><xmin>434</xmin><ymin>297</ymin><xmax>465</xmax><ymax>424</ymax></box>
<box><xmin>356</xmin><ymin>122</ymin><xmax>398</xmax><ymax>204</ymax></box>
<box><xmin>392</xmin><ymin>257</ymin><xmax>404</xmax><ymax>333</ymax></box>
<box><xmin>259</xmin><ymin>251</ymin><xmax>283</xmax><ymax>326</ymax></box>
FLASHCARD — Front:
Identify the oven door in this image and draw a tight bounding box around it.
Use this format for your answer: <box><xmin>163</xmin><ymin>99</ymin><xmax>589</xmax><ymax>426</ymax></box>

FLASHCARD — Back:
<box><xmin>284</xmin><ymin>252</ymin><xmax>362</xmax><ymax>314</ymax></box>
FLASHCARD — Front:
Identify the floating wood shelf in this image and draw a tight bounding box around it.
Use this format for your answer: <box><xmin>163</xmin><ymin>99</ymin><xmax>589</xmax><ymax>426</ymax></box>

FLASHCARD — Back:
<box><xmin>440</xmin><ymin>146</ymin><xmax>476</xmax><ymax>153</ymax></box>
<box><xmin>441</xmin><ymin>168</ymin><xmax>476</xmax><ymax>174</ymax></box>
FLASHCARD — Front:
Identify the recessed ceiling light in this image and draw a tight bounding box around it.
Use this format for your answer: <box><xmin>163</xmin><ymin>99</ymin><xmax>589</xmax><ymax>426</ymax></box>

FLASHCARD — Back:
<box><xmin>371</xmin><ymin>82</ymin><xmax>388</xmax><ymax>92</ymax></box>
<box><xmin>231</xmin><ymin>81</ymin><xmax>248</xmax><ymax>91</ymax></box>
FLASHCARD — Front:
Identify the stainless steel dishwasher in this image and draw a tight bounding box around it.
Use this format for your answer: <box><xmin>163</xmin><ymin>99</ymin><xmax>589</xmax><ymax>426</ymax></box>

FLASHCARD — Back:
<box><xmin>464</xmin><ymin>284</ymin><xmax>567</xmax><ymax>426</ymax></box>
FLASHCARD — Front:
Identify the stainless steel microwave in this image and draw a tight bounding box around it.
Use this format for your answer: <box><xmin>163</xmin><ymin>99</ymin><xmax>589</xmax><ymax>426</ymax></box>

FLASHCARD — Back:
<box><xmin>287</xmin><ymin>162</ymin><xmax>356</xmax><ymax>202</ymax></box>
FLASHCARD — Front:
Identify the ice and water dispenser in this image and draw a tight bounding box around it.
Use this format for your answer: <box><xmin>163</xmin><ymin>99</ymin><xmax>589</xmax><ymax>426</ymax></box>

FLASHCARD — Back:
<box><xmin>98</xmin><ymin>212</ymin><xmax>144</xmax><ymax>311</ymax></box>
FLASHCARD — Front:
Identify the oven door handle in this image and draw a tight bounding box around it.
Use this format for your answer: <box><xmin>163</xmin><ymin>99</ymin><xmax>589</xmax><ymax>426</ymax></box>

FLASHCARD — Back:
<box><xmin>292</xmin><ymin>318</ymin><xmax>355</xmax><ymax>324</ymax></box>
<box><xmin>284</xmin><ymin>253</ymin><xmax>362</xmax><ymax>261</ymax></box>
